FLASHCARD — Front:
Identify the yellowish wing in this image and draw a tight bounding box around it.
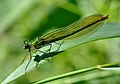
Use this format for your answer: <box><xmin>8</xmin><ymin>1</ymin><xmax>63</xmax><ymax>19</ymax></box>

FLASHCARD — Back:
<box><xmin>41</xmin><ymin>14</ymin><xmax>108</xmax><ymax>43</ymax></box>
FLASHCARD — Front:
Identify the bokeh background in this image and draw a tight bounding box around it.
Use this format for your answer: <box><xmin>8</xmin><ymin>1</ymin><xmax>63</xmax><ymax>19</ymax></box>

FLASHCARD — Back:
<box><xmin>0</xmin><ymin>0</ymin><xmax>120</xmax><ymax>83</ymax></box>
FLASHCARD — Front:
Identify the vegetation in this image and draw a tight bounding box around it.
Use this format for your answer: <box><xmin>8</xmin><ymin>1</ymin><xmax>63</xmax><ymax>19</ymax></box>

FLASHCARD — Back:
<box><xmin>0</xmin><ymin>0</ymin><xmax>120</xmax><ymax>84</ymax></box>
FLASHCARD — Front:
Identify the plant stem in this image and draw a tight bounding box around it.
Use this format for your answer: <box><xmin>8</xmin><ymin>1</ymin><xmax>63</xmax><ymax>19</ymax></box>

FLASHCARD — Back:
<box><xmin>33</xmin><ymin>62</ymin><xmax>120</xmax><ymax>84</ymax></box>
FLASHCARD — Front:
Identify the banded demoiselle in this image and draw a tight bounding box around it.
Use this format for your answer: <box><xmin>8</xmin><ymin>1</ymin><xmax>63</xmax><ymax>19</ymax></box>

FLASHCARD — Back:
<box><xmin>23</xmin><ymin>14</ymin><xmax>109</xmax><ymax>72</ymax></box>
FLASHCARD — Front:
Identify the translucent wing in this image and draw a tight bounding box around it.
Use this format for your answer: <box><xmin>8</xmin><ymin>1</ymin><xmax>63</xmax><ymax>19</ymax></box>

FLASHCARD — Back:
<box><xmin>41</xmin><ymin>14</ymin><xmax>109</xmax><ymax>43</ymax></box>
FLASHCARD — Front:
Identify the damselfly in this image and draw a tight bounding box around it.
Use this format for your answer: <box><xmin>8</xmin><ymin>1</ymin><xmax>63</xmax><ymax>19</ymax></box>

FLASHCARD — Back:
<box><xmin>23</xmin><ymin>14</ymin><xmax>109</xmax><ymax>72</ymax></box>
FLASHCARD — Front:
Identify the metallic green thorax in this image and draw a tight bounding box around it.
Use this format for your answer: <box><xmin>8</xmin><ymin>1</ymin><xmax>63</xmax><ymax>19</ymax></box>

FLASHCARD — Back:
<box><xmin>31</xmin><ymin>14</ymin><xmax>109</xmax><ymax>49</ymax></box>
<box><xmin>31</xmin><ymin>37</ymin><xmax>46</xmax><ymax>49</ymax></box>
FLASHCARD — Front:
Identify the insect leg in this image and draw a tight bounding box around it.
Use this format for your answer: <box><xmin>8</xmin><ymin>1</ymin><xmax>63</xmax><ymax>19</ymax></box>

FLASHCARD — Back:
<box><xmin>34</xmin><ymin>44</ymin><xmax>52</xmax><ymax>64</ymax></box>
<box><xmin>36</xmin><ymin>62</ymin><xmax>39</xmax><ymax>67</ymax></box>
<box><xmin>34</xmin><ymin>48</ymin><xmax>51</xmax><ymax>63</ymax></box>
<box><xmin>54</xmin><ymin>41</ymin><xmax>64</xmax><ymax>51</ymax></box>
<box><xmin>21</xmin><ymin>52</ymin><xmax>29</xmax><ymax>65</ymax></box>
<box><xmin>46</xmin><ymin>43</ymin><xmax>52</xmax><ymax>53</ymax></box>
<box><xmin>46</xmin><ymin>44</ymin><xmax>52</xmax><ymax>63</ymax></box>
<box><xmin>34</xmin><ymin>43</ymin><xmax>52</xmax><ymax>54</ymax></box>
<box><xmin>25</xmin><ymin>50</ymin><xmax>32</xmax><ymax>73</ymax></box>
<box><xmin>36</xmin><ymin>49</ymin><xmax>47</xmax><ymax>54</ymax></box>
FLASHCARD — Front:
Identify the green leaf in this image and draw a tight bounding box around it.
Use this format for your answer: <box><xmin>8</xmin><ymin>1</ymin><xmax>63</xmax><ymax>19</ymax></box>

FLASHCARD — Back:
<box><xmin>2</xmin><ymin>22</ymin><xmax>120</xmax><ymax>84</ymax></box>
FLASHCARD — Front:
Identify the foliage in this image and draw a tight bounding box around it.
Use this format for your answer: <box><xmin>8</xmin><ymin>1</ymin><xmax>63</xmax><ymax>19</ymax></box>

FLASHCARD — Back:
<box><xmin>0</xmin><ymin>0</ymin><xmax>120</xmax><ymax>84</ymax></box>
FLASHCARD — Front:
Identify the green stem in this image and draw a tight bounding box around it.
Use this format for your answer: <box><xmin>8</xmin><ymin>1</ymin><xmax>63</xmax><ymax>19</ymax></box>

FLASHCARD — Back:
<box><xmin>33</xmin><ymin>62</ymin><xmax>120</xmax><ymax>84</ymax></box>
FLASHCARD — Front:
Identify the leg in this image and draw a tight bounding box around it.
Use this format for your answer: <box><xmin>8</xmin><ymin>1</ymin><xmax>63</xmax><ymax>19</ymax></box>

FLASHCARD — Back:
<box><xmin>34</xmin><ymin>49</ymin><xmax>51</xmax><ymax>63</ymax></box>
<box><xmin>45</xmin><ymin>43</ymin><xmax>52</xmax><ymax>53</ymax></box>
<box><xmin>54</xmin><ymin>41</ymin><xmax>64</xmax><ymax>51</ymax></box>
<box><xmin>21</xmin><ymin>52</ymin><xmax>29</xmax><ymax>65</ymax></box>
<box><xmin>36</xmin><ymin>62</ymin><xmax>39</xmax><ymax>67</ymax></box>
<box><xmin>46</xmin><ymin>58</ymin><xmax>50</xmax><ymax>63</ymax></box>
<box><xmin>34</xmin><ymin>43</ymin><xmax>52</xmax><ymax>54</ymax></box>
<box><xmin>45</xmin><ymin>44</ymin><xmax>52</xmax><ymax>63</ymax></box>
<box><xmin>34</xmin><ymin>48</ymin><xmax>48</xmax><ymax>55</ymax></box>
<box><xmin>34</xmin><ymin>44</ymin><xmax>52</xmax><ymax>64</ymax></box>
<box><xmin>25</xmin><ymin>52</ymin><xmax>32</xmax><ymax>73</ymax></box>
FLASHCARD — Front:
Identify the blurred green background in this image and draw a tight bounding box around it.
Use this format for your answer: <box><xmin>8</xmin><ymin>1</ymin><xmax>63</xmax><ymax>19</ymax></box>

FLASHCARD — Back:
<box><xmin>0</xmin><ymin>0</ymin><xmax>120</xmax><ymax>83</ymax></box>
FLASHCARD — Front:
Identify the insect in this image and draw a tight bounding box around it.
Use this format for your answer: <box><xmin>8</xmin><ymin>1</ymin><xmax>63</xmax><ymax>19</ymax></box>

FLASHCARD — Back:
<box><xmin>23</xmin><ymin>14</ymin><xmax>109</xmax><ymax>72</ymax></box>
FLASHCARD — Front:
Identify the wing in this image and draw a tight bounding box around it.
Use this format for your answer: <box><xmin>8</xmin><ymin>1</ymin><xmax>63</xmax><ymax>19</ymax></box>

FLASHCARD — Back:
<box><xmin>41</xmin><ymin>14</ymin><xmax>109</xmax><ymax>43</ymax></box>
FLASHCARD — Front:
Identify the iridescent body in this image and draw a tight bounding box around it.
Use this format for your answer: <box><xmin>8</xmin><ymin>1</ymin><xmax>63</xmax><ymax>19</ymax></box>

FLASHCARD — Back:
<box><xmin>30</xmin><ymin>14</ymin><xmax>109</xmax><ymax>49</ymax></box>
<box><xmin>23</xmin><ymin>14</ymin><xmax>109</xmax><ymax>72</ymax></box>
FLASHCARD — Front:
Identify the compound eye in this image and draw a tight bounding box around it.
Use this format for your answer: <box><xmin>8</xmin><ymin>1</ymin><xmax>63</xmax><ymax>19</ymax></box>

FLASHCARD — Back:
<box><xmin>23</xmin><ymin>44</ymin><xmax>29</xmax><ymax>49</ymax></box>
<box><xmin>23</xmin><ymin>40</ymin><xmax>30</xmax><ymax>49</ymax></box>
